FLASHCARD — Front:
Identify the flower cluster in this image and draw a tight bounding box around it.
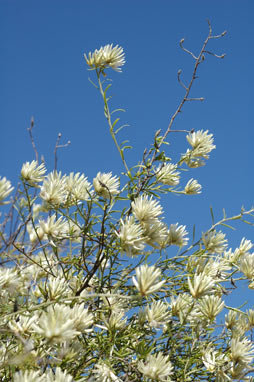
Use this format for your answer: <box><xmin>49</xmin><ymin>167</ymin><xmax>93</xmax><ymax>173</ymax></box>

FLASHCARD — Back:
<box><xmin>1</xmin><ymin>37</ymin><xmax>254</xmax><ymax>382</ymax></box>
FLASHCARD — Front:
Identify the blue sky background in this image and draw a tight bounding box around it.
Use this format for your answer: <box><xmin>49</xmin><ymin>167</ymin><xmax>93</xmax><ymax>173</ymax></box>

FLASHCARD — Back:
<box><xmin>1</xmin><ymin>0</ymin><xmax>253</xmax><ymax>283</ymax></box>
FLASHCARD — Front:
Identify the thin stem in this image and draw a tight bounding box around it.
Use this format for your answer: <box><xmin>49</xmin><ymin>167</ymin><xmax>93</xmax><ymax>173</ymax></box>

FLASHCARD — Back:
<box><xmin>96</xmin><ymin>70</ymin><xmax>133</xmax><ymax>182</ymax></box>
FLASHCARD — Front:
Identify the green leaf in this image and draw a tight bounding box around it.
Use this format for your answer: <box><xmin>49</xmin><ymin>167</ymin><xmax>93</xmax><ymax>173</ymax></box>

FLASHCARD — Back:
<box><xmin>210</xmin><ymin>206</ymin><xmax>214</xmax><ymax>225</ymax></box>
<box><xmin>112</xmin><ymin>118</ymin><xmax>120</xmax><ymax>129</ymax></box>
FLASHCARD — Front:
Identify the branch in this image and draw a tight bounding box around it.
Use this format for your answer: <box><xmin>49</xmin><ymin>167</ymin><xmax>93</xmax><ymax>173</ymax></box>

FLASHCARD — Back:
<box><xmin>54</xmin><ymin>133</ymin><xmax>71</xmax><ymax>171</ymax></box>
<box><xmin>27</xmin><ymin>116</ymin><xmax>39</xmax><ymax>162</ymax></box>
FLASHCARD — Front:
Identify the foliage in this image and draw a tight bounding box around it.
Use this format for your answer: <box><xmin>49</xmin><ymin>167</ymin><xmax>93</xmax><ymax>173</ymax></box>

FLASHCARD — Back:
<box><xmin>0</xmin><ymin>22</ymin><xmax>254</xmax><ymax>382</ymax></box>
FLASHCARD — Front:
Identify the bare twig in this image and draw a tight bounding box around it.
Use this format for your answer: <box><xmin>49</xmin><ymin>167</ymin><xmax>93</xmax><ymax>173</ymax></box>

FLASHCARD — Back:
<box><xmin>27</xmin><ymin>116</ymin><xmax>39</xmax><ymax>162</ymax></box>
<box><xmin>179</xmin><ymin>38</ymin><xmax>198</xmax><ymax>60</ymax></box>
<box><xmin>160</xmin><ymin>21</ymin><xmax>226</xmax><ymax>146</ymax></box>
<box><xmin>54</xmin><ymin>133</ymin><xmax>71</xmax><ymax>171</ymax></box>
<box><xmin>177</xmin><ymin>69</ymin><xmax>188</xmax><ymax>90</ymax></box>
<box><xmin>135</xmin><ymin>22</ymin><xmax>226</xmax><ymax>201</ymax></box>
<box><xmin>203</xmin><ymin>50</ymin><xmax>226</xmax><ymax>59</ymax></box>
<box><xmin>185</xmin><ymin>97</ymin><xmax>205</xmax><ymax>101</ymax></box>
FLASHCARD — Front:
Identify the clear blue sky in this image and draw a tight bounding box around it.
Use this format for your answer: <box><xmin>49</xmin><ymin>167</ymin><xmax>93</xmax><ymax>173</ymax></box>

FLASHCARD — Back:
<box><xmin>1</xmin><ymin>0</ymin><xmax>253</xmax><ymax>254</ymax></box>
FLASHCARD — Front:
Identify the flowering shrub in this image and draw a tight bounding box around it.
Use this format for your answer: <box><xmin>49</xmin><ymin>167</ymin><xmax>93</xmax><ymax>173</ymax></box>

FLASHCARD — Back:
<box><xmin>1</xmin><ymin>23</ymin><xmax>254</xmax><ymax>382</ymax></box>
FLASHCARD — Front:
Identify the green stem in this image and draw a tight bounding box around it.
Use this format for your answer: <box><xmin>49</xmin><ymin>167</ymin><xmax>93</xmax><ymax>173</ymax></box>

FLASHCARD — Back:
<box><xmin>96</xmin><ymin>70</ymin><xmax>133</xmax><ymax>182</ymax></box>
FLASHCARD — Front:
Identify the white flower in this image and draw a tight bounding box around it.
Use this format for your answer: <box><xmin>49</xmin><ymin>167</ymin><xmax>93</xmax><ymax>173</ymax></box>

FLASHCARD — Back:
<box><xmin>94</xmin><ymin>362</ymin><xmax>122</xmax><ymax>382</ymax></box>
<box><xmin>27</xmin><ymin>222</ymin><xmax>45</xmax><ymax>243</ymax></box>
<box><xmin>65</xmin><ymin>172</ymin><xmax>92</xmax><ymax>204</ymax></box>
<box><xmin>102</xmin><ymin>310</ymin><xmax>127</xmax><ymax>331</ymax></box>
<box><xmin>239</xmin><ymin>253</ymin><xmax>254</xmax><ymax>279</ymax></box>
<box><xmin>38</xmin><ymin>215</ymin><xmax>68</xmax><ymax>240</ymax></box>
<box><xmin>102</xmin><ymin>293</ymin><xmax>127</xmax><ymax>314</ymax></box>
<box><xmin>202</xmin><ymin>258</ymin><xmax>231</xmax><ymax>280</ymax></box>
<box><xmin>184</xmin><ymin>156</ymin><xmax>205</xmax><ymax>168</ymax></box>
<box><xmin>156</xmin><ymin>163</ymin><xmax>180</xmax><ymax>186</ymax></box>
<box><xmin>40</xmin><ymin>171</ymin><xmax>67</xmax><ymax>206</ymax></box>
<box><xmin>202</xmin><ymin>347</ymin><xmax>228</xmax><ymax>373</ymax></box>
<box><xmin>0</xmin><ymin>267</ymin><xmax>21</xmax><ymax>293</ymax></box>
<box><xmin>145</xmin><ymin>300</ymin><xmax>171</xmax><ymax>328</ymax></box>
<box><xmin>246</xmin><ymin>309</ymin><xmax>254</xmax><ymax>329</ymax></box>
<box><xmin>69</xmin><ymin>304</ymin><xmax>93</xmax><ymax>332</ymax></box>
<box><xmin>225</xmin><ymin>310</ymin><xmax>238</xmax><ymax>331</ymax></box>
<box><xmin>171</xmin><ymin>293</ymin><xmax>193</xmax><ymax>317</ymax></box>
<box><xmin>186</xmin><ymin>129</ymin><xmax>216</xmax><ymax>158</ymax></box>
<box><xmin>138</xmin><ymin>352</ymin><xmax>173</xmax><ymax>381</ymax></box>
<box><xmin>13</xmin><ymin>370</ymin><xmax>44</xmax><ymax>382</ymax></box>
<box><xmin>33</xmin><ymin>276</ymin><xmax>70</xmax><ymax>301</ymax></box>
<box><xmin>133</xmin><ymin>264</ymin><xmax>165</xmax><ymax>296</ymax></box>
<box><xmin>21</xmin><ymin>160</ymin><xmax>46</xmax><ymax>186</ymax></box>
<box><xmin>182</xmin><ymin>130</ymin><xmax>215</xmax><ymax>167</ymax></box>
<box><xmin>167</xmin><ymin>223</ymin><xmax>188</xmax><ymax>247</ymax></box>
<box><xmin>44</xmin><ymin>367</ymin><xmax>73</xmax><ymax>382</ymax></box>
<box><xmin>202</xmin><ymin>230</ymin><xmax>228</xmax><ymax>254</ymax></box>
<box><xmin>131</xmin><ymin>195</ymin><xmax>163</xmax><ymax>224</ymax></box>
<box><xmin>9</xmin><ymin>314</ymin><xmax>37</xmax><ymax>335</ymax></box>
<box><xmin>0</xmin><ymin>176</ymin><xmax>14</xmax><ymax>204</ymax></box>
<box><xmin>234</xmin><ymin>237</ymin><xmax>253</xmax><ymax>259</ymax></box>
<box><xmin>32</xmin><ymin>203</ymin><xmax>42</xmax><ymax>219</ymax></box>
<box><xmin>188</xmin><ymin>272</ymin><xmax>215</xmax><ymax>298</ymax></box>
<box><xmin>184</xmin><ymin>178</ymin><xmax>202</xmax><ymax>194</ymax></box>
<box><xmin>85</xmin><ymin>44</ymin><xmax>125</xmax><ymax>72</ymax></box>
<box><xmin>202</xmin><ymin>348</ymin><xmax>217</xmax><ymax>372</ymax></box>
<box><xmin>230</xmin><ymin>337</ymin><xmax>254</xmax><ymax>364</ymax></box>
<box><xmin>116</xmin><ymin>216</ymin><xmax>145</xmax><ymax>256</ymax></box>
<box><xmin>93</xmin><ymin>172</ymin><xmax>119</xmax><ymax>199</ymax></box>
<box><xmin>143</xmin><ymin>219</ymin><xmax>168</xmax><ymax>249</ymax></box>
<box><xmin>33</xmin><ymin>304</ymin><xmax>79</xmax><ymax>343</ymax></box>
<box><xmin>170</xmin><ymin>293</ymin><xmax>200</xmax><ymax>325</ymax></box>
<box><xmin>198</xmin><ymin>295</ymin><xmax>224</xmax><ymax>321</ymax></box>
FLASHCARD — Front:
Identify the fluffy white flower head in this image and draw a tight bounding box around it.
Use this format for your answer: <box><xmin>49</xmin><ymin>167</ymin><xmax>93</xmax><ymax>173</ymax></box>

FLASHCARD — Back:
<box><xmin>93</xmin><ymin>172</ymin><xmax>119</xmax><ymax>199</ymax></box>
<box><xmin>33</xmin><ymin>304</ymin><xmax>80</xmax><ymax>343</ymax></box>
<box><xmin>202</xmin><ymin>230</ymin><xmax>228</xmax><ymax>254</ymax></box>
<box><xmin>85</xmin><ymin>44</ymin><xmax>125</xmax><ymax>72</ymax></box>
<box><xmin>133</xmin><ymin>264</ymin><xmax>165</xmax><ymax>296</ymax></box>
<box><xmin>8</xmin><ymin>314</ymin><xmax>37</xmax><ymax>335</ymax></box>
<box><xmin>21</xmin><ymin>160</ymin><xmax>46</xmax><ymax>186</ymax></box>
<box><xmin>65</xmin><ymin>172</ymin><xmax>92</xmax><ymax>204</ymax></box>
<box><xmin>186</xmin><ymin>129</ymin><xmax>216</xmax><ymax>158</ymax></box>
<box><xmin>145</xmin><ymin>300</ymin><xmax>171</xmax><ymax>328</ymax></box>
<box><xmin>0</xmin><ymin>176</ymin><xmax>14</xmax><ymax>204</ymax></box>
<box><xmin>234</xmin><ymin>237</ymin><xmax>253</xmax><ymax>259</ymax></box>
<box><xmin>44</xmin><ymin>367</ymin><xmax>73</xmax><ymax>382</ymax></box>
<box><xmin>198</xmin><ymin>295</ymin><xmax>224</xmax><ymax>321</ymax></box>
<box><xmin>188</xmin><ymin>272</ymin><xmax>215</xmax><ymax>298</ymax></box>
<box><xmin>38</xmin><ymin>215</ymin><xmax>68</xmax><ymax>240</ymax></box>
<box><xmin>13</xmin><ymin>370</ymin><xmax>44</xmax><ymax>382</ymax></box>
<box><xmin>116</xmin><ymin>216</ymin><xmax>145</xmax><ymax>256</ymax></box>
<box><xmin>33</xmin><ymin>276</ymin><xmax>70</xmax><ymax>301</ymax></box>
<box><xmin>40</xmin><ymin>171</ymin><xmax>67</xmax><ymax>206</ymax></box>
<box><xmin>69</xmin><ymin>303</ymin><xmax>93</xmax><ymax>332</ymax></box>
<box><xmin>184</xmin><ymin>178</ymin><xmax>202</xmax><ymax>195</ymax></box>
<box><xmin>202</xmin><ymin>347</ymin><xmax>228</xmax><ymax>373</ymax></box>
<box><xmin>94</xmin><ymin>362</ymin><xmax>121</xmax><ymax>382</ymax></box>
<box><xmin>131</xmin><ymin>194</ymin><xmax>163</xmax><ymax>224</ymax></box>
<box><xmin>230</xmin><ymin>337</ymin><xmax>254</xmax><ymax>364</ymax></box>
<box><xmin>167</xmin><ymin>223</ymin><xmax>189</xmax><ymax>247</ymax></box>
<box><xmin>143</xmin><ymin>219</ymin><xmax>168</xmax><ymax>249</ymax></box>
<box><xmin>138</xmin><ymin>352</ymin><xmax>173</xmax><ymax>381</ymax></box>
<box><xmin>239</xmin><ymin>253</ymin><xmax>254</xmax><ymax>279</ymax></box>
<box><xmin>156</xmin><ymin>163</ymin><xmax>180</xmax><ymax>186</ymax></box>
<box><xmin>0</xmin><ymin>267</ymin><xmax>21</xmax><ymax>293</ymax></box>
